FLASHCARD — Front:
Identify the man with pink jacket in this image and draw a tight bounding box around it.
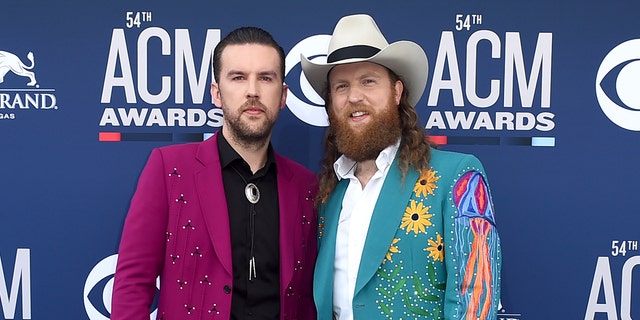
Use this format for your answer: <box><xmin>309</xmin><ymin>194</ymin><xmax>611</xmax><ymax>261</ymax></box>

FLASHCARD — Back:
<box><xmin>111</xmin><ymin>26</ymin><xmax>318</xmax><ymax>320</ymax></box>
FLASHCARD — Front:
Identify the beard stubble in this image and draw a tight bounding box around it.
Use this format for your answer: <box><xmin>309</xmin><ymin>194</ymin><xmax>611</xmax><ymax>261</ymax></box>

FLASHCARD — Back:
<box><xmin>224</xmin><ymin>97</ymin><xmax>276</xmax><ymax>147</ymax></box>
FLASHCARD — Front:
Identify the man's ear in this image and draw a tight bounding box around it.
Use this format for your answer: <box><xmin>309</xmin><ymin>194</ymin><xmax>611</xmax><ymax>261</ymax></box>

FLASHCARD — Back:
<box><xmin>211</xmin><ymin>83</ymin><xmax>222</xmax><ymax>107</ymax></box>
<box><xmin>394</xmin><ymin>80</ymin><xmax>403</xmax><ymax>106</ymax></box>
<box><xmin>280</xmin><ymin>83</ymin><xmax>289</xmax><ymax>110</ymax></box>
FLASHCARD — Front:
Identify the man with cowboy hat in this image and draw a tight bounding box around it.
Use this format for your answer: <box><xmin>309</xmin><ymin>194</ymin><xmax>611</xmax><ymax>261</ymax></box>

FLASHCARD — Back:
<box><xmin>301</xmin><ymin>14</ymin><xmax>501</xmax><ymax>320</ymax></box>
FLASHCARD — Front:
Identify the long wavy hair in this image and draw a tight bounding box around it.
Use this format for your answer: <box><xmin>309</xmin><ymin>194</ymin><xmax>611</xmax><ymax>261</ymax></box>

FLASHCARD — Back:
<box><xmin>316</xmin><ymin>68</ymin><xmax>434</xmax><ymax>206</ymax></box>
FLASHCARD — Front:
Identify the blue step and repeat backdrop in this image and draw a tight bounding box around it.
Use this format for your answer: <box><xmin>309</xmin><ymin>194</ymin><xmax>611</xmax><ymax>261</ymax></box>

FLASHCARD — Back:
<box><xmin>1</xmin><ymin>0</ymin><xmax>639</xmax><ymax>319</ymax></box>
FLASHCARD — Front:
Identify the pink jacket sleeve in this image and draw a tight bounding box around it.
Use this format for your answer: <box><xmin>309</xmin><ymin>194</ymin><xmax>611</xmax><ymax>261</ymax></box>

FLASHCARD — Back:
<box><xmin>111</xmin><ymin>149</ymin><xmax>168</xmax><ymax>320</ymax></box>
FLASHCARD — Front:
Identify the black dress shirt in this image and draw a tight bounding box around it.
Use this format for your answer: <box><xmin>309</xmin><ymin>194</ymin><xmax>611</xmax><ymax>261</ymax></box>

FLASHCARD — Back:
<box><xmin>217</xmin><ymin>132</ymin><xmax>280</xmax><ymax>320</ymax></box>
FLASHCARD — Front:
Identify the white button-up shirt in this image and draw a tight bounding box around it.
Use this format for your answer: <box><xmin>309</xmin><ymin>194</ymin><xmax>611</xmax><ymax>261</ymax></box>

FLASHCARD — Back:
<box><xmin>332</xmin><ymin>140</ymin><xmax>400</xmax><ymax>320</ymax></box>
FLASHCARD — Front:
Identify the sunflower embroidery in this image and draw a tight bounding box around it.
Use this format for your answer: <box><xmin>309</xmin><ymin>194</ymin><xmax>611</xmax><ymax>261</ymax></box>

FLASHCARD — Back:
<box><xmin>400</xmin><ymin>200</ymin><xmax>432</xmax><ymax>234</ymax></box>
<box><xmin>425</xmin><ymin>233</ymin><xmax>444</xmax><ymax>262</ymax></box>
<box><xmin>413</xmin><ymin>169</ymin><xmax>440</xmax><ymax>198</ymax></box>
<box><xmin>382</xmin><ymin>238</ymin><xmax>401</xmax><ymax>264</ymax></box>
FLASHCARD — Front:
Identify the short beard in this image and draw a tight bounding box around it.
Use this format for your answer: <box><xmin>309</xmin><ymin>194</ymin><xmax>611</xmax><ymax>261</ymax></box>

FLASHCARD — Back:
<box><xmin>329</xmin><ymin>97</ymin><xmax>401</xmax><ymax>162</ymax></box>
<box><xmin>224</xmin><ymin>97</ymin><xmax>275</xmax><ymax>149</ymax></box>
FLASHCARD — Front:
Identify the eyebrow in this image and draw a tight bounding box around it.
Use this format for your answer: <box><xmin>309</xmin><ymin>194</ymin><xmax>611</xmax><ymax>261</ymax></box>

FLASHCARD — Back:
<box><xmin>225</xmin><ymin>70</ymin><xmax>279</xmax><ymax>79</ymax></box>
<box><xmin>331</xmin><ymin>71</ymin><xmax>383</xmax><ymax>85</ymax></box>
<box><xmin>358</xmin><ymin>71</ymin><xmax>383</xmax><ymax>79</ymax></box>
<box><xmin>258</xmin><ymin>70</ymin><xmax>279</xmax><ymax>79</ymax></box>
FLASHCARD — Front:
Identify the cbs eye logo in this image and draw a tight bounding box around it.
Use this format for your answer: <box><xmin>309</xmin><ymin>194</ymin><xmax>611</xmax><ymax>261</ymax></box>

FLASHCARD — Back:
<box><xmin>83</xmin><ymin>254</ymin><xmax>159</xmax><ymax>320</ymax></box>
<box><xmin>284</xmin><ymin>34</ymin><xmax>330</xmax><ymax>127</ymax></box>
<box><xmin>595</xmin><ymin>39</ymin><xmax>640</xmax><ymax>131</ymax></box>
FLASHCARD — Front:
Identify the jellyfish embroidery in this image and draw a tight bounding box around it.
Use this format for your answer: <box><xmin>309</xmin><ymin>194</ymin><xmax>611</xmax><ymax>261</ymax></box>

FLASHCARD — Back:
<box><xmin>453</xmin><ymin>171</ymin><xmax>496</xmax><ymax>320</ymax></box>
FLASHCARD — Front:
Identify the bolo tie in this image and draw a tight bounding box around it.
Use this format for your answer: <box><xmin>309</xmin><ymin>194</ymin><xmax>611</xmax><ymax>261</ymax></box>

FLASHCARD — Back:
<box><xmin>232</xmin><ymin>166</ymin><xmax>260</xmax><ymax>281</ymax></box>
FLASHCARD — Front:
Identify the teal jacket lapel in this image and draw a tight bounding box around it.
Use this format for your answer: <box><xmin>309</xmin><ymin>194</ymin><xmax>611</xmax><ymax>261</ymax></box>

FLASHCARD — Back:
<box><xmin>314</xmin><ymin>179</ymin><xmax>349</xmax><ymax>319</ymax></box>
<box><xmin>354</xmin><ymin>158</ymin><xmax>419</xmax><ymax>296</ymax></box>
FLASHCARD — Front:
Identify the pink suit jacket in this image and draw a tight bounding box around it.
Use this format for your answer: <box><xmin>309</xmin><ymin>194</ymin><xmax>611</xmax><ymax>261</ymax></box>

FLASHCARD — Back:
<box><xmin>111</xmin><ymin>132</ymin><xmax>318</xmax><ymax>320</ymax></box>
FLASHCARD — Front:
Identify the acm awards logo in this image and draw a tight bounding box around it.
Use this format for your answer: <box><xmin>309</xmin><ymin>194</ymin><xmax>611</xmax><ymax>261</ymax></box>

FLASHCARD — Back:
<box><xmin>97</xmin><ymin>27</ymin><xmax>328</xmax><ymax>136</ymax></box>
<box><xmin>0</xmin><ymin>50</ymin><xmax>59</xmax><ymax>120</ymax></box>
<box><xmin>97</xmin><ymin>25</ymin><xmax>328</xmax><ymax>142</ymax></box>
<box><xmin>84</xmin><ymin>254</ymin><xmax>159</xmax><ymax>320</ymax></box>
<box><xmin>284</xmin><ymin>30</ymin><xmax>557</xmax><ymax>148</ymax></box>
<box><xmin>98</xmin><ymin>27</ymin><xmax>224</xmax><ymax>131</ymax></box>
<box><xmin>596</xmin><ymin>39</ymin><xmax>640</xmax><ymax>131</ymax></box>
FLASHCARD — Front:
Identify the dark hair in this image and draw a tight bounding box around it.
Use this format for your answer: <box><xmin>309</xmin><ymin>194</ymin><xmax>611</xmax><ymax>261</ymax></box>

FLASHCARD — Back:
<box><xmin>212</xmin><ymin>26</ymin><xmax>285</xmax><ymax>83</ymax></box>
<box><xmin>315</xmin><ymin>67</ymin><xmax>434</xmax><ymax>206</ymax></box>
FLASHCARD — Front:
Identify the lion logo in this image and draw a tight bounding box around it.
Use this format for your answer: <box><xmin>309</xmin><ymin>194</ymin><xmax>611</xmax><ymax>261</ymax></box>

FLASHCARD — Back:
<box><xmin>0</xmin><ymin>50</ymin><xmax>37</xmax><ymax>86</ymax></box>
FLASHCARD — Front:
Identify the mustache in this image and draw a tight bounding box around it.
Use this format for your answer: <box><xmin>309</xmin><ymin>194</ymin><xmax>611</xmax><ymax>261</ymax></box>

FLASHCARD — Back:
<box><xmin>241</xmin><ymin>97</ymin><xmax>267</xmax><ymax>111</ymax></box>
<box><xmin>328</xmin><ymin>102</ymin><xmax>372</xmax><ymax>124</ymax></box>
<box><xmin>343</xmin><ymin>102</ymin><xmax>373</xmax><ymax>115</ymax></box>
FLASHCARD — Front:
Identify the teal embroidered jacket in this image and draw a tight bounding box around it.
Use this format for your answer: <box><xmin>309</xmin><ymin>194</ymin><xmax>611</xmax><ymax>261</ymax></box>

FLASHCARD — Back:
<box><xmin>313</xmin><ymin>148</ymin><xmax>501</xmax><ymax>319</ymax></box>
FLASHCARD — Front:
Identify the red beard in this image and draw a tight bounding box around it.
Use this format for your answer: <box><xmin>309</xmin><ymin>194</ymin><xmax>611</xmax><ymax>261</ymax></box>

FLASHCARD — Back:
<box><xmin>329</xmin><ymin>97</ymin><xmax>401</xmax><ymax>162</ymax></box>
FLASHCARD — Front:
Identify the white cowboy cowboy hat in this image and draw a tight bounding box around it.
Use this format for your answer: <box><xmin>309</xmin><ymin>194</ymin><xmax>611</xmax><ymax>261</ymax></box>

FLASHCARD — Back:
<box><xmin>300</xmin><ymin>14</ymin><xmax>428</xmax><ymax>106</ymax></box>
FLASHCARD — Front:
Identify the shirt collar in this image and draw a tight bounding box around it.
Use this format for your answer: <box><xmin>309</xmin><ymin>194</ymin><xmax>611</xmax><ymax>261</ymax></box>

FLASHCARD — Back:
<box><xmin>217</xmin><ymin>131</ymin><xmax>276</xmax><ymax>173</ymax></box>
<box><xmin>333</xmin><ymin>138</ymin><xmax>400</xmax><ymax>180</ymax></box>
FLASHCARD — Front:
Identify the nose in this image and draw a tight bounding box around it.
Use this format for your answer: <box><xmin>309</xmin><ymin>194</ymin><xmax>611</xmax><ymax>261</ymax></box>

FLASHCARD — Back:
<box><xmin>246</xmin><ymin>77</ymin><xmax>259</xmax><ymax>99</ymax></box>
<box><xmin>347</xmin><ymin>86</ymin><xmax>364</xmax><ymax>103</ymax></box>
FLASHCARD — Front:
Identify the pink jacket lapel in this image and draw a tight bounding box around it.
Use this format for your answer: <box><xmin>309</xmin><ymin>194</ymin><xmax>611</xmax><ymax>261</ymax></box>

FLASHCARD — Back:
<box><xmin>275</xmin><ymin>153</ymin><xmax>297</xmax><ymax>292</ymax></box>
<box><xmin>195</xmin><ymin>133</ymin><xmax>233</xmax><ymax>276</ymax></box>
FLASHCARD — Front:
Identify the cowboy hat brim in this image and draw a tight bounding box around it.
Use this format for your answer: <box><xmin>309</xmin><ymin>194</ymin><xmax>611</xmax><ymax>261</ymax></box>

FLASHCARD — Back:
<box><xmin>300</xmin><ymin>40</ymin><xmax>428</xmax><ymax>107</ymax></box>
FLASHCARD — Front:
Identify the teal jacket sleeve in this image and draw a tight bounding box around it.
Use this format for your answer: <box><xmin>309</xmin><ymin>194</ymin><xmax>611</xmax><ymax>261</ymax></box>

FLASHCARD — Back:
<box><xmin>443</xmin><ymin>154</ymin><xmax>502</xmax><ymax>320</ymax></box>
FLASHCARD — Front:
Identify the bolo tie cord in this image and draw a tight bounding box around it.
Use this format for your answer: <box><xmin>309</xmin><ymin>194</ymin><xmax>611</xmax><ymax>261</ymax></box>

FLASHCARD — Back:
<box><xmin>231</xmin><ymin>165</ymin><xmax>260</xmax><ymax>281</ymax></box>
